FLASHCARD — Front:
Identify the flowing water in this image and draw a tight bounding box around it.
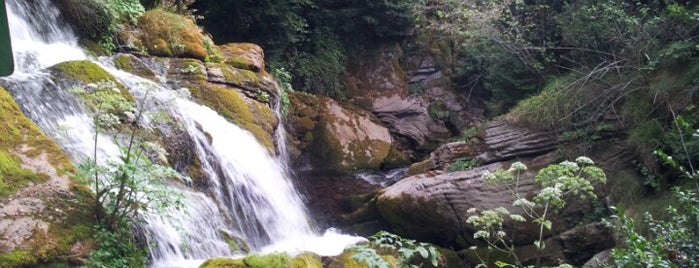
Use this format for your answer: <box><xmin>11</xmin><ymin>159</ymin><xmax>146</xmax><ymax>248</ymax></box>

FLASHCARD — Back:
<box><xmin>1</xmin><ymin>1</ymin><xmax>364</xmax><ymax>266</ymax></box>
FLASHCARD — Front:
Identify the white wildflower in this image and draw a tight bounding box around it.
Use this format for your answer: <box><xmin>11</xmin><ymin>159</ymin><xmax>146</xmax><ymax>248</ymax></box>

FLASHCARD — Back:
<box><xmin>575</xmin><ymin>156</ymin><xmax>594</xmax><ymax>165</ymax></box>
<box><xmin>508</xmin><ymin>161</ymin><xmax>528</xmax><ymax>172</ymax></box>
<box><xmin>559</xmin><ymin>160</ymin><xmax>579</xmax><ymax>171</ymax></box>
<box><xmin>481</xmin><ymin>170</ymin><xmax>497</xmax><ymax>181</ymax></box>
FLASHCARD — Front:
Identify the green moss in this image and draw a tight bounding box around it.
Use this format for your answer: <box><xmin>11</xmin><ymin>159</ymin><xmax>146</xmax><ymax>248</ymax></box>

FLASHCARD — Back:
<box><xmin>290</xmin><ymin>253</ymin><xmax>322</xmax><ymax>268</ymax></box>
<box><xmin>227</xmin><ymin>58</ymin><xmax>255</xmax><ymax>71</ymax></box>
<box><xmin>406</xmin><ymin>159</ymin><xmax>432</xmax><ymax>176</ymax></box>
<box><xmin>0</xmin><ymin>151</ymin><xmax>48</xmax><ymax>196</ymax></box>
<box><xmin>138</xmin><ymin>9</ymin><xmax>212</xmax><ymax>60</ymax></box>
<box><xmin>0</xmin><ymin>250</ymin><xmax>37</xmax><ymax>267</ymax></box>
<box><xmin>192</xmin><ymin>85</ymin><xmax>274</xmax><ymax>150</ymax></box>
<box><xmin>200</xmin><ymin>257</ymin><xmax>247</xmax><ymax>268</ymax></box>
<box><xmin>49</xmin><ymin>60</ymin><xmax>134</xmax><ymax>102</ymax></box>
<box><xmin>51</xmin><ymin>60</ymin><xmax>116</xmax><ymax>84</ymax></box>
<box><xmin>0</xmin><ymin>88</ymin><xmax>73</xmax><ymax>196</ymax></box>
<box><xmin>113</xmin><ymin>54</ymin><xmax>135</xmax><ymax>73</ymax></box>
<box><xmin>383</xmin><ymin>147</ymin><xmax>411</xmax><ymax>169</ymax></box>
<box><xmin>221</xmin><ymin>67</ymin><xmax>262</xmax><ymax>88</ymax></box>
<box><xmin>244</xmin><ymin>253</ymin><xmax>290</xmax><ymax>268</ymax></box>
<box><xmin>328</xmin><ymin>249</ymin><xmax>398</xmax><ymax>268</ymax></box>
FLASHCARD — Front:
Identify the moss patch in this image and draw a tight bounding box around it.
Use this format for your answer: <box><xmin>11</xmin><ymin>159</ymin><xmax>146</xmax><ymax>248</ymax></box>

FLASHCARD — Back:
<box><xmin>138</xmin><ymin>9</ymin><xmax>214</xmax><ymax>60</ymax></box>
<box><xmin>290</xmin><ymin>253</ymin><xmax>322</xmax><ymax>268</ymax></box>
<box><xmin>0</xmin><ymin>88</ymin><xmax>73</xmax><ymax>196</ymax></box>
<box><xmin>190</xmin><ymin>84</ymin><xmax>274</xmax><ymax>150</ymax></box>
<box><xmin>200</xmin><ymin>257</ymin><xmax>247</xmax><ymax>268</ymax></box>
<box><xmin>199</xmin><ymin>252</ymin><xmax>309</xmax><ymax>268</ymax></box>
<box><xmin>219</xmin><ymin>43</ymin><xmax>265</xmax><ymax>72</ymax></box>
<box><xmin>49</xmin><ymin>60</ymin><xmax>134</xmax><ymax>102</ymax></box>
<box><xmin>382</xmin><ymin>147</ymin><xmax>411</xmax><ymax>169</ymax></box>
<box><xmin>0</xmin><ymin>151</ymin><xmax>47</xmax><ymax>196</ymax></box>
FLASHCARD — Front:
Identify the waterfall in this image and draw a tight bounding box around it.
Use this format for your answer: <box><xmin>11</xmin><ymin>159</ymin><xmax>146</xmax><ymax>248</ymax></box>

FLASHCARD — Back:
<box><xmin>1</xmin><ymin>1</ymin><xmax>364</xmax><ymax>266</ymax></box>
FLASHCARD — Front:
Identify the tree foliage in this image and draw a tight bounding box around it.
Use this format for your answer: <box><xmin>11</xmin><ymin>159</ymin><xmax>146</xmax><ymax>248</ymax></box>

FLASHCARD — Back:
<box><xmin>192</xmin><ymin>0</ymin><xmax>420</xmax><ymax>96</ymax></box>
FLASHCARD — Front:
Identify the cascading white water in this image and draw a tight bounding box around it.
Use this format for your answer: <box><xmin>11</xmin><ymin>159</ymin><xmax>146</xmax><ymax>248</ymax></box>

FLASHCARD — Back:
<box><xmin>1</xmin><ymin>1</ymin><xmax>364</xmax><ymax>267</ymax></box>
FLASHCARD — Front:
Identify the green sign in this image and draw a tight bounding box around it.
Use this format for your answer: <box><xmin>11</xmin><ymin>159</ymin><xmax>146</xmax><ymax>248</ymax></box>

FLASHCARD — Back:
<box><xmin>0</xmin><ymin>0</ymin><xmax>14</xmax><ymax>76</ymax></box>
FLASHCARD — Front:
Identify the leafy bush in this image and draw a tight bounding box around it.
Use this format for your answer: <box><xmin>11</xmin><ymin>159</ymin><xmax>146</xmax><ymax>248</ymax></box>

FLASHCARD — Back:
<box><xmin>272</xmin><ymin>68</ymin><xmax>294</xmax><ymax>116</ymax></box>
<box><xmin>612</xmin><ymin>189</ymin><xmax>699</xmax><ymax>268</ymax></box>
<box><xmin>350</xmin><ymin>231</ymin><xmax>440</xmax><ymax>268</ymax></box>
<box><xmin>446</xmin><ymin>157</ymin><xmax>478</xmax><ymax>172</ymax></box>
<box><xmin>613</xmin><ymin>128</ymin><xmax>699</xmax><ymax>267</ymax></box>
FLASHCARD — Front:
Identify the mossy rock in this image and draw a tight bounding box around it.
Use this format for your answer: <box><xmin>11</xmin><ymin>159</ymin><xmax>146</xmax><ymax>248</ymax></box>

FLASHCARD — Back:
<box><xmin>219</xmin><ymin>43</ymin><xmax>266</xmax><ymax>72</ymax></box>
<box><xmin>290</xmin><ymin>252</ymin><xmax>322</xmax><ymax>268</ymax></box>
<box><xmin>200</xmin><ymin>252</ymin><xmax>303</xmax><ymax>268</ymax></box>
<box><xmin>200</xmin><ymin>257</ymin><xmax>247</xmax><ymax>268</ymax></box>
<box><xmin>53</xmin><ymin>0</ymin><xmax>111</xmax><ymax>41</ymax></box>
<box><xmin>204</xmin><ymin>62</ymin><xmax>277</xmax><ymax>105</ymax></box>
<box><xmin>327</xmin><ymin>248</ymin><xmax>397</xmax><ymax>268</ymax></box>
<box><xmin>170</xmin><ymin>58</ymin><xmax>208</xmax><ymax>83</ymax></box>
<box><xmin>49</xmin><ymin>60</ymin><xmax>134</xmax><ymax>102</ymax></box>
<box><xmin>382</xmin><ymin>147</ymin><xmax>411</xmax><ymax>169</ymax></box>
<box><xmin>112</xmin><ymin>53</ymin><xmax>156</xmax><ymax>80</ymax></box>
<box><xmin>285</xmin><ymin>91</ymin><xmax>322</xmax><ymax>158</ymax></box>
<box><xmin>311</xmin><ymin>98</ymin><xmax>392</xmax><ymax>171</ymax></box>
<box><xmin>244</xmin><ymin>253</ymin><xmax>290</xmax><ymax>268</ymax></box>
<box><xmin>138</xmin><ymin>9</ymin><xmax>216</xmax><ymax>60</ymax></box>
<box><xmin>406</xmin><ymin>159</ymin><xmax>433</xmax><ymax>176</ymax></box>
<box><xmin>190</xmin><ymin>84</ymin><xmax>275</xmax><ymax>151</ymax></box>
<box><xmin>0</xmin><ymin>87</ymin><xmax>94</xmax><ymax>266</ymax></box>
<box><xmin>0</xmin><ymin>88</ymin><xmax>72</xmax><ymax>196</ymax></box>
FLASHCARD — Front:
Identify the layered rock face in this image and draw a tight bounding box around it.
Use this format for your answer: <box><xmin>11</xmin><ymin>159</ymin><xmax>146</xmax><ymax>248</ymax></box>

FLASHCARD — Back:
<box><xmin>344</xmin><ymin>44</ymin><xmax>484</xmax><ymax>154</ymax></box>
<box><xmin>356</xmin><ymin>119</ymin><xmax>634</xmax><ymax>266</ymax></box>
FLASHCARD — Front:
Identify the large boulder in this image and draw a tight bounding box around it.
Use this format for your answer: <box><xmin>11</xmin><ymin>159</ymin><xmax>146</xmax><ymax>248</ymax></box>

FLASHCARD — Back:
<box><xmin>219</xmin><ymin>43</ymin><xmax>266</xmax><ymax>72</ymax></box>
<box><xmin>136</xmin><ymin>9</ymin><xmax>217</xmax><ymax>61</ymax></box>
<box><xmin>312</xmin><ymin>97</ymin><xmax>393</xmax><ymax>171</ymax></box>
<box><xmin>285</xmin><ymin>90</ymin><xmax>404</xmax><ymax>171</ymax></box>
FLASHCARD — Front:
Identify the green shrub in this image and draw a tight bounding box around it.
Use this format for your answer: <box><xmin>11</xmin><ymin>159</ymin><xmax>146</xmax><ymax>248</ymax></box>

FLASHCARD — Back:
<box><xmin>350</xmin><ymin>231</ymin><xmax>440</xmax><ymax>268</ymax></box>
<box><xmin>446</xmin><ymin>157</ymin><xmax>478</xmax><ymax>172</ymax></box>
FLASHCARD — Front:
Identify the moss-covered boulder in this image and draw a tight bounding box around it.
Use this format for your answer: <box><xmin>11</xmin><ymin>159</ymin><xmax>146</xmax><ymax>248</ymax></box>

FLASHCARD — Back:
<box><xmin>138</xmin><ymin>9</ymin><xmax>218</xmax><ymax>61</ymax></box>
<box><xmin>199</xmin><ymin>252</ymin><xmax>321</xmax><ymax>268</ymax></box>
<box><xmin>0</xmin><ymin>87</ymin><xmax>93</xmax><ymax>266</ymax></box>
<box><xmin>312</xmin><ymin>98</ymin><xmax>393</xmax><ymax>171</ymax></box>
<box><xmin>220</xmin><ymin>43</ymin><xmax>266</xmax><ymax>72</ymax></box>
